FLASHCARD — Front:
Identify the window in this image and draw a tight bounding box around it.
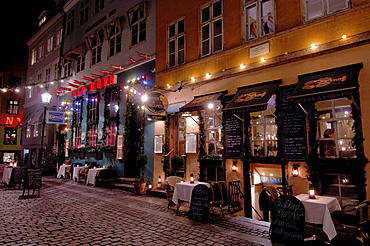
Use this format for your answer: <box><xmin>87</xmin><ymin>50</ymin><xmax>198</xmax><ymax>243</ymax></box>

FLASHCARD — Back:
<box><xmin>76</xmin><ymin>55</ymin><xmax>85</xmax><ymax>73</ymax></box>
<box><xmin>108</xmin><ymin>21</ymin><xmax>122</xmax><ymax>57</ymax></box>
<box><xmin>89</xmin><ymin>31</ymin><xmax>102</xmax><ymax>66</ymax></box>
<box><xmin>203</xmin><ymin>100</ymin><xmax>223</xmax><ymax>155</ymax></box>
<box><xmin>168</xmin><ymin>18</ymin><xmax>185</xmax><ymax>68</ymax></box>
<box><xmin>6</xmin><ymin>100</ymin><xmax>19</xmax><ymax>115</ymax></box>
<box><xmin>26</xmin><ymin>126</ymin><xmax>31</xmax><ymax>139</ymax></box>
<box><xmin>80</xmin><ymin>0</ymin><xmax>89</xmax><ymax>25</ymax></box>
<box><xmin>47</xmin><ymin>36</ymin><xmax>54</xmax><ymax>53</ymax></box>
<box><xmin>38</xmin><ymin>43</ymin><xmax>44</xmax><ymax>59</ymax></box>
<box><xmin>31</xmin><ymin>49</ymin><xmax>37</xmax><ymax>65</ymax></box>
<box><xmin>245</xmin><ymin>0</ymin><xmax>275</xmax><ymax>40</ymax></box>
<box><xmin>45</xmin><ymin>68</ymin><xmax>51</xmax><ymax>81</ymax></box>
<box><xmin>95</xmin><ymin>0</ymin><xmax>104</xmax><ymax>14</ymax></box>
<box><xmin>73</xmin><ymin>98</ymin><xmax>83</xmax><ymax>147</ymax></box>
<box><xmin>304</xmin><ymin>0</ymin><xmax>350</xmax><ymax>21</ymax></box>
<box><xmin>89</xmin><ymin>124</ymin><xmax>97</xmax><ymax>147</ymax></box>
<box><xmin>87</xmin><ymin>95</ymin><xmax>99</xmax><ymax>146</ymax></box>
<box><xmin>154</xmin><ymin>135</ymin><xmax>163</xmax><ymax>153</ymax></box>
<box><xmin>105</xmin><ymin>88</ymin><xmax>118</xmax><ymax>145</ymax></box>
<box><xmin>201</xmin><ymin>0</ymin><xmax>223</xmax><ymax>56</ymax></box>
<box><xmin>250</xmin><ymin>95</ymin><xmax>277</xmax><ymax>156</ymax></box>
<box><xmin>56</xmin><ymin>28</ymin><xmax>63</xmax><ymax>46</ymax></box>
<box><xmin>54</xmin><ymin>62</ymin><xmax>60</xmax><ymax>79</ymax></box>
<box><xmin>107</xmin><ymin>121</ymin><xmax>117</xmax><ymax>146</ymax></box>
<box><xmin>128</xmin><ymin>3</ymin><xmax>146</xmax><ymax>46</ymax></box>
<box><xmin>4</xmin><ymin>128</ymin><xmax>16</xmax><ymax>145</ymax></box>
<box><xmin>66</xmin><ymin>9</ymin><xmax>75</xmax><ymax>35</ymax></box>
<box><xmin>317</xmin><ymin>98</ymin><xmax>355</xmax><ymax>158</ymax></box>
<box><xmin>63</xmin><ymin>59</ymin><xmax>72</xmax><ymax>77</ymax></box>
<box><xmin>37</xmin><ymin>73</ymin><xmax>42</xmax><ymax>82</ymax></box>
<box><xmin>73</xmin><ymin>127</ymin><xmax>81</xmax><ymax>147</ymax></box>
<box><xmin>33</xmin><ymin>124</ymin><xmax>39</xmax><ymax>138</ymax></box>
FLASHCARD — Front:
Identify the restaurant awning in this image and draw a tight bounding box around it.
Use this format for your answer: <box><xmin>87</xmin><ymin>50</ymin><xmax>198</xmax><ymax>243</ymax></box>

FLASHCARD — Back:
<box><xmin>18</xmin><ymin>109</ymin><xmax>44</xmax><ymax>128</ymax></box>
<box><xmin>223</xmin><ymin>80</ymin><xmax>281</xmax><ymax>113</ymax></box>
<box><xmin>288</xmin><ymin>63</ymin><xmax>363</xmax><ymax>103</ymax></box>
<box><xmin>180</xmin><ymin>90</ymin><xmax>227</xmax><ymax>112</ymax></box>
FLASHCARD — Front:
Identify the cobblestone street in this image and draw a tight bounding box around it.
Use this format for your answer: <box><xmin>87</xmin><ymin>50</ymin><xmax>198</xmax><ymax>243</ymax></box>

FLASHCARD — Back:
<box><xmin>0</xmin><ymin>177</ymin><xmax>271</xmax><ymax>246</ymax></box>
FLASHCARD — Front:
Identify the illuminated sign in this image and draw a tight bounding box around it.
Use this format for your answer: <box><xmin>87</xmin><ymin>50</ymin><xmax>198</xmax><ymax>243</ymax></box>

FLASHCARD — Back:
<box><xmin>46</xmin><ymin>111</ymin><xmax>65</xmax><ymax>124</ymax></box>
<box><xmin>1</xmin><ymin>116</ymin><xmax>22</xmax><ymax>127</ymax></box>
<box><xmin>145</xmin><ymin>91</ymin><xmax>168</xmax><ymax>114</ymax></box>
<box><xmin>72</xmin><ymin>74</ymin><xmax>117</xmax><ymax>97</ymax></box>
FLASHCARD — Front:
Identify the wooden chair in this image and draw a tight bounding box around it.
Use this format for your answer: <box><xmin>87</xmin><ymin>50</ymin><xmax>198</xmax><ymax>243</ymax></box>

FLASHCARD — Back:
<box><xmin>78</xmin><ymin>166</ymin><xmax>91</xmax><ymax>184</ymax></box>
<box><xmin>64</xmin><ymin>165</ymin><xmax>72</xmax><ymax>180</ymax></box>
<box><xmin>165</xmin><ymin>176</ymin><xmax>183</xmax><ymax>209</ymax></box>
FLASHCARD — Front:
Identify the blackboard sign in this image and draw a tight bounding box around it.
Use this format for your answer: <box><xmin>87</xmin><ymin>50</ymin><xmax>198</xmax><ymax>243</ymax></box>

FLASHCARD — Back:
<box><xmin>10</xmin><ymin>167</ymin><xmax>26</xmax><ymax>184</ymax></box>
<box><xmin>24</xmin><ymin>169</ymin><xmax>42</xmax><ymax>189</ymax></box>
<box><xmin>280</xmin><ymin>87</ymin><xmax>307</xmax><ymax>160</ymax></box>
<box><xmin>189</xmin><ymin>184</ymin><xmax>211</xmax><ymax>223</ymax></box>
<box><xmin>225</xmin><ymin>113</ymin><xmax>243</xmax><ymax>158</ymax></box>
<box><xmin>270</xmin><ymin>195</ymin><xmax>305</xmax><ymax>245</ymax></box>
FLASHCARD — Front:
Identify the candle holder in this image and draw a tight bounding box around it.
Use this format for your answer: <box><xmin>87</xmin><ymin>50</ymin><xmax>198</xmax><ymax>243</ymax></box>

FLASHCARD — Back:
<box><xmin>309</xmin><ymin>184</ymin><xmax>316</xmax><ymax>199</ymax></box>
<box><xmin>190</xmin><ymin>174</ymin><xmax>194</xmax><ymax>184</ymax></box>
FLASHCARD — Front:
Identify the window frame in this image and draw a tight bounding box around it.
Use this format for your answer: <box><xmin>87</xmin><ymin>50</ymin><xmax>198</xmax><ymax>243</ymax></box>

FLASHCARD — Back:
<box><xmin>95</xmin><ymin>0</ymin><xmax>104</xmax><ymax>14</ymax></box>
<box><xmin>303</xmin><ymin>0</ymin><xmax>350</xmax><ymax>21</ymax></box>
<box><xmin>76</xmin><ymin>55</ymin><xmax>85</xmax><ymax>73</ymax></box>
<box><xmin>31</xmin><ymin>49</ymin><xmax>37</xmax><ymax>65</ymax></box>
<box><xmin>130</xmin><ymin>8</ymin><xmax>146</xmax><ymax>46</ymax></box>
<box><xmin>167</xmin><ymin>18</ymin><xmax>186</xmax><ymax>68</ymax></box>
<box><xmin>4</xmin><ymin>127</ymin><xmax>17</xmax><ymax>145</ymax></box>
<box><xmin>47</xmin><ymin>36</ymin><xmax>54</xmax><ymax>53</ymax></box>
<box><xmin>80</xmin><ymin>0</ymin><xmax>89</xmax><ymax>25</ymax></box>
<box><xmin>6</xmin><ymin>100</ymin><xmax>19</xmax><ymax>115</ymax></box>
<box><xmin>108</xmin><ymin>22</ymin><xmax>122</xmax><ymax>57</ymax></box>
<box><xmin>66</xmin><ymin>9</ymin><xmax>75</xmax><ymax>35</ymax></box>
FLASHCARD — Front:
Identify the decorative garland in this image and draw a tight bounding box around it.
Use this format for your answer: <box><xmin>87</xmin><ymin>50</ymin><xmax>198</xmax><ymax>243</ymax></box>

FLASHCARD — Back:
<box><xmin>198</xmin><ymin>111</ymin><xmax>206</xmax><ymax>159</ymax></box>
<box><xmin>103</xmin><ymin>85</ymin><xmax>121</xmax><ymax>145</ymax></box>
<box><xmin>85</xmin><ymin>93</ymin><xmax>100</xmax><ymax>147</ymax></box>
<box><xmin>162</xmin><ymin>113</ymin><xmax>171</xmax><ymax>175</ymax></box>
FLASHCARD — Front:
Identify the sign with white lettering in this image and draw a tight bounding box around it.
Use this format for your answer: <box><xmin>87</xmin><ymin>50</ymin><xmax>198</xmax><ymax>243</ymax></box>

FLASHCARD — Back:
<box><xmin>189</xmin><ymin>184</ymin><xmax>211</xmax><ymax>223</ymax></box>
<box><xmin>46</xmin><ymin>111</ymin><xmax>65</xmax><ymax>124</ymax></box>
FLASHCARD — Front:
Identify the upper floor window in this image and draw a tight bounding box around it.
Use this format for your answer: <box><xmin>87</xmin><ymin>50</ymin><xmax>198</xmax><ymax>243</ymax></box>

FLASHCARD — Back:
<box><xmin>107</xmin><ymin>20</ymin><xmax>122</xmax><ymax>57</ymax></box>
<box><xmin>127</xmin><ymin>2</ymin><xmax>147</xmax><ymax>46</ymax></box>
<box><xmin>317</xmin><ymin>98</ymin><xmax>355</xmax><ymax>158</ymax></box>
<box><xmin>56</xmin><ymin>28</ymin><xmax>63</xmax><ymax>46</ymax></box>
<box><xmin>168</xmin><ymin>18</ymin><xmax>185</xmax><ymax>68</ymax></box>
<box><xmin>4</xmin><ymin>127</ymin><xmax>17</xmax><ymax>145</ymax></box>
<box><xmin>66</xmin><ymin>9</ymin><xmax>75</xmax><ymax>35</ymax></box>
<box><xmin>45</xmin><ymin>68</ymin><xmax>51</xmax><ymax>81</ymax></box>
<box><xmin>6</xmin><ymin>100</ymin><xmax>19</xmax><ymax>115</ymax></box>
<box><xmin>31</xmin><ymin>49</ymin><xmax>37</xmax><ymax>65</ymax></box>
<box><xmin>95</xmin><ymin>0</ymin><xmax>104</xmax><ymax>14</ymax></box>
<box><xmin>63</xmin><ymin>59</ymin><xmax>72</xmax><ymax>77</ymax></box>
<box><xmin>33</xmin><ymin>124</ymin><xmax>39</xmax><ymax>138</ymax></box>
<box><xmin>54</xmin><ymin>62</ymin><xmax>60</xmax><ymax>79</ymax></box>
<box><xmin>304</xmin><ymin>0</ymin><xmax>350</xmax><ymax>21</ymax></box>
<box><xmin>77</xmin><ymin>55</ymin><xmax>85</xmax><ymax>73</ymax></box>
<box><xmin>245</xmin><ymin>0</ymin><xmax>275</xmax><ymax>41</ymax></box>
<box><xmin>26</xmin><ymin>126</ymin><xmax>31</xmax><ymax>139</ymax></box>
<box><xmin>38</xmin><ymin>43</ymin><xmax>44</xmax><ymax>59</ymax></box>
<box><xmin>201</xmin><ymin>0</ymin><xmax>223</xmax><ymax>56</ymax></box>
<box><xmin>80</xmin><ymin>0</ymin><xmax>89</xmax><ymax>25</ymax></box>
<box><xmin>87</xmin><ymin>31</ymin><xmax>103</xmax><ymax>66</ymax></box>
<box><xmin>47</xmin><ymin>36</ymin><xmax>54</xmax><ymax>53</ymax></box>
<box><xmin>250</xmin><ymin>95</ymin><xmax>277</xmax><ymax>157</ymax></box>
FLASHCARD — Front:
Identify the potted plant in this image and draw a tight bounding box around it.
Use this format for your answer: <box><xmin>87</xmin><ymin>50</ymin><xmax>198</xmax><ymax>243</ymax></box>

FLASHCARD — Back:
<box><xmin>133</xmin><ymin>153</ymin><xmax>148</xmax><ymax>195</ymax></box>
<box><xmin>171</xmin><ymin>155</ymin><xmax>184</xmax><ymax>175</ymax></box>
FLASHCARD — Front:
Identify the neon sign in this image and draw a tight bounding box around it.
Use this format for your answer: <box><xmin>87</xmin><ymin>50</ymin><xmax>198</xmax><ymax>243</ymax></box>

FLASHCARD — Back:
<box><xmin>72</xmin><ymin>74</ymin><xmax>117</xmax><ymax>97</ymax></box>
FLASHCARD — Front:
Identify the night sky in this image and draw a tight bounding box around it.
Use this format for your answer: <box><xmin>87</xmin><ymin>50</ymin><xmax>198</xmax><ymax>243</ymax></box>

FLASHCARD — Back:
<box><xmin>0</xmin><ymin>1</ymin><xmax>55</xmax><ymax>69</ymax></box>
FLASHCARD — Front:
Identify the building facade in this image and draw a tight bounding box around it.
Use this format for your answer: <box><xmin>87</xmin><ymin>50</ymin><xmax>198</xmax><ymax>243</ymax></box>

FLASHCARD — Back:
<box><xmin>156</xmin><ymin>0</ymin><xmax>370</xmax><ymax>218</ymax></box>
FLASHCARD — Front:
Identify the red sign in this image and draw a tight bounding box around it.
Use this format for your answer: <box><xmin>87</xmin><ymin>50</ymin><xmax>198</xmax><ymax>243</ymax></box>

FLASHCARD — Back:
<box><xmin>71</xmin><ymin>74</ymin><xmax>117</xmax><ymax>97</ymax></box>
<box><xmin>1</xmin><ymin>116</ymin><xmax>22</xmax><ymax>127</ymax></box>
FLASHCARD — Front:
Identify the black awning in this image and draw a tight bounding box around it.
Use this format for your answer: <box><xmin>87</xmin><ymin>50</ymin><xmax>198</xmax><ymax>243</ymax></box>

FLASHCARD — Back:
<box><xmin>223</xmin><ymin>80</ymin><xmax>281</xmax><ymax>113</ymax></box>
<box><xmin>288</xmin><ymin>63</ymin><xmax>363</xmax><ymax>103</ymax></box>
<box><xmin>180</xmin><ymin>91</ymin><xmax>227</xmax><ymax>112</ymax></box>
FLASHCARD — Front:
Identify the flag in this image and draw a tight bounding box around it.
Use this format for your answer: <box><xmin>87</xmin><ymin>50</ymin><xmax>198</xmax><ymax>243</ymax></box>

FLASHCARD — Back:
<box><xmin>100</xmin><ymin>69</ymin><xmax>112</xmax><ymax>74</ymax></box>
<box><xmin>91</xmin><ymin>73</ymin><xmax>100</xmax><ymax>78</ymax></box>
<box><xmin>136</xmin><ymin>51</ymin><xmax>151</xmax><ymax>60</ymax></box>
<box><xmin>83</xmin><ymin>76</ymin><xmax>93</xmax><ymax>81</ymax></box>
<box><xmin>111</xmin><ymin>64</ymin><xmax>124</xmax><ymax>70</ymax></box>
<box><xmin>68</xmin><ymin>83</ymin><xmax>79</xmax><ymax>88</ymax></box>
<box><xmin>73</xmin><ymin>80</ymin><xmax>86</xmax><ymax>85</ymax></box>
<box><xmin>128</xmin><ymin>56</ymin><xmax>137</xmax><ymax>64</ymax></box>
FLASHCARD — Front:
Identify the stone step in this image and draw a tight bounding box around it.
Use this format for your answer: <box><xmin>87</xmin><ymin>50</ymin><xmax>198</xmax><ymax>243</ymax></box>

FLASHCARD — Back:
<box><xmin>109</xmin><ymin>181</ymin><xmax>167</xmax><ymax>199</ymax></box>
<box><xmin>116</xmin><ymin>177</ymin><xmax>136</xmax><ymax>184</ymax></box>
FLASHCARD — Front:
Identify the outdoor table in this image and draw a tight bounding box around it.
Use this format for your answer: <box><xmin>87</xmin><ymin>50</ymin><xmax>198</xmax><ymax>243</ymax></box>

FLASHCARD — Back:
<box><xmin>296</xmin><ymin>194</ymin><xmax>341</xmax><ymax>241</ymax></box>
<box><xmin>86</xmin><ymin>168</ymin><xmax>105</xmax><ymax>186</ymax></box>
<box><xmin>73</xmin><ymin>166</ymin><xmax>88</xmax><ymax>182</ymax></box>
<box><xmin>172</xmin><ymin>181</ymin><xmax>210</xmax><ymax>205</ymax></box>
<box><xmin>57</xmin><ymin>164</ymin><xmax>71</xmax><ymax>179</ymax></box>
<box><xmin>2</xmin><ymin>166</ymin><xmax>13</xmax><ymax>185</ymax></box>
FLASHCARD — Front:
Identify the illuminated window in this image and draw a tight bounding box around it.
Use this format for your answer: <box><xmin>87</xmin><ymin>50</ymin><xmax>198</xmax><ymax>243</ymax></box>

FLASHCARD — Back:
<box><xmin>88</xmin><ymin>95</ymin><xmax>99</xmax><ymax>147</ymax></box>
<box><xmin>56</xmin><ymin>28</ymin><xmax>63</xmax><ymax>46</ymax></box>
<box><xmin>6</xmin><ymin>100</ymin><xmax>19</xmax><ymax>115</ymax></box>
<box><xmin>201</xmin><ymin>0</ymin><xmax>223</xmax><ymax>56</ymax></box>
<box><xmin>317</xmin><ymin>98</ymin><xmax>355</xmax><ymax>158</ymax></box>
<box><xmin>47</xmin><ymin>36</ymin><xmax>53</xmax><ymax>53</ymax></box>
<box><xmin>33</xmin><ymin>124</ymin><xmax>39</xmax><ymax>138</ymax></box>
<box><xmin>244</xmin><ymin>0</ymin><xmax>275</xmax><ymax>41</ymax></box>
<box><xmin>203</xmin><ymin>100</ymin><xmax>223</xmax><ymax>155</ymax></box>
<box><xmin>250</xmin><ymin>95</ymin><xmax>277</xmax><ymax>156</ymax></box>
<box><xmin>107</xmin><ymin>121</ymin><xmax>117</xmax><ymax>146</ymax></box>
<box><xmin>154</xmin><ymin>135</ymin><xmax>163</xmax><ymax>153</ymax></box>
<box><xmin>304</xmin><ymin>0</ymin><xmax>350</xmax><ymax>21</ymax></box>
<box><xmin>73</xmin><ymin>126</ymin><xmax>81</xmax><ymax>147</ymax></box>
<box><xmin>26</xmin><ymin>126</ymin><xmax>31</xmax><ymax>138</ymax></box>
<box><xmin>4</xmin><ymin>127</ymin><xmax>16</xmax><ymax>145</ymax></box>
<box><xmin>31</xmin><ymin>49</ymin><xmax>37</xmax><ymax>65</ymax></box>
<box><xmin>89</xmin><ymin>124</ymin><xmax>97</xmax><ymax>147</ymax></box>
<box><xmin>168</xmin><ymin>18</ymin><xmax>185</xmax><ymax>68</ymax></box>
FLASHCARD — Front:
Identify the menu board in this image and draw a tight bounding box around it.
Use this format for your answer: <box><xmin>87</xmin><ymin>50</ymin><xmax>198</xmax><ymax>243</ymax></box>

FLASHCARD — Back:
<box><xmin>24</xmin><ymin>169</ymin><xmax>42</xmax><ymax>189</ymax></box>
<box><xmin>189</xmin><ymin>184</ymin><xmax>211</xmax><ymax>223</ymax></box>
<box><xmin>225</xmin><ymin>114</ymin><xmax>243</xmax><ymax>158</ymax></box>
<box><xmin>270</xmin><ymin>195</ymin><xmax>305</xmax><ymax>244</ymax></box>
<box><xmin>10</xmin><ymin>167</ymin><xmax>26</xmax><ymax>185</ymax></box>
<box><xmin>280</xmin><ymin>87</ymin><xmax>307</xmax><ymax>161</ymax></box>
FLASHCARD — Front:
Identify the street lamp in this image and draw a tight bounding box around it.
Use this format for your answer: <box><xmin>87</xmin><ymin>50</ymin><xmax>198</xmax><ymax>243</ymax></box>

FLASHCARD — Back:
<box><xmin>39</xmin><ymin>92</ymin><xmax>52</xmax><ymax>167</ymax></box>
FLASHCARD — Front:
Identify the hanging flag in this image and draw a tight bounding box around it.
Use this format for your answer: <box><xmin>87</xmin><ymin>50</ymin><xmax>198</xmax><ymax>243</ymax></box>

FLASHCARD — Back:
<box><xmin>83</xmin><ymin>76</ymin><xmax>94</xmax><ymax>81</ymax></box>
<box><xmin>68</xmin><ymin>83</ymin><xmax>79</xmax><ymax>88</ymax></box>
<box><xmin>73</xmin><ymin>80</ymin><xmax>86</xmax><ymax>85</ymax></box>
<box><xmin>136</xmin><ymin>51</ymin><xmax>151</xmax><ymax>60</ymax></box>
<box><xmin>100</xmin><ymin>69</ymin><xmax>112</xmax><ymax>74</ymax></box>
<box><xmin>90</xmin><ymin>73</ymin><xmax>100</xmax><ymax>78</ymax></box>
<box><xmin>111</xmin><ymin>64</ymin><xmax>124</xmax><ymax>70</ymax></box>
<box><xmin>60</xmin><ymin>87</ymin><xmax>72</xmax><ymax>91</ymax></box>
<box><xmin>128</xmin><ymin>56</ymin><xmax>137</xmax><ymax>64</ymax></box>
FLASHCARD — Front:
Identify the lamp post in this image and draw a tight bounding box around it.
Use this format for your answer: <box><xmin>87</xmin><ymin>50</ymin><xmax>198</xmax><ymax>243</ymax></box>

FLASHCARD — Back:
<box><xmin>39</xmin><ymin>92</ymin><xmax>52</xmax><ymax>167</ymax></box>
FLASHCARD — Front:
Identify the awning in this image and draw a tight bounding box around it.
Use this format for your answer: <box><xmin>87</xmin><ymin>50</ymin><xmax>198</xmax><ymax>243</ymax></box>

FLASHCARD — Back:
<box><xmin>180</xmin><ymin>91</ymin><xmax>227</xmax><ymax>112</ymax></box>
<box><xmin>19</xmin><ymin>109</ymin><xmax>44</xmax><ymax>128</ymax></box>
<box><xmin>64</xmin><ymin>43</ymin><xmax>87</xmax><ymax>60</ymax></box>
<box><xmin>288</xmin><ymin>63</ymin><xmax>363</xmax><ymax>103</ymax></box>
<box><xmin>223</xmin><ymin>80</ymin><xmax>281</xmax><ymax>113</ymax></box>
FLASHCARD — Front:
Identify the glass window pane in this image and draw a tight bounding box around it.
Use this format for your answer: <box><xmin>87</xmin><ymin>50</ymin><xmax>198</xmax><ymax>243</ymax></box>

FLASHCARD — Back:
<box><xmin>306</xmin><ymin>0</ymin><xmax>324</xmax><ymax>20</ymax></box>
<box><xmin>169</xmin><ymin>40</ymin><xmax>176</xmax><ymax>53</ymax></box>
<box><xmin>246</xmin><ymin>4</ymin><xmax>258</xmax><ymax>39</ymax></box>
<box><xmin>261</xmin><ymin>0</ymin><xmax>274</xmax><ymax>35</ymax></box>
<box><xmin>169</xmin><ymin>23</ymin><xmax>176</xmax><ymax>38</ymax></box>
<box><xmin>327</xmin><ymin>0</ymin><xmax>348</xmax><ymax>13</ymax></box>
<box><xmin>202</xmin><ymin>40</ymin><xmax>210</xmax><ymax>55</ymax></box>
<box><xmin>178</xmin><ymin>19</ymin><xmax>185</xmax><ymax>33</ymax></box>
<box><xmin>213</xmin><ymin>36</ymin><xmax>222</xmax><ymax>52</ymax></box>
<box><xmin>213</xmin><ymin>0</ymin><xmax>222</xmax><ymax>17</ymax></box>
<box><xmin>213</xmin><ymin>19</ymin><xmax>222</xmax><ymax>36</ymax></box>
<box><xmin>201</xmin><ymin>6</ymin><xmax>210</xmax><ymax>23</ymax></box>
<box><xmin>202</xmin><ymin>25</ymin><xmax>210</xmax><ymax>40</ymax></box>
<box><xmin>250</xmin><ymin>111</ymin><xmax>263</xmax><ymax>124</ymax></box>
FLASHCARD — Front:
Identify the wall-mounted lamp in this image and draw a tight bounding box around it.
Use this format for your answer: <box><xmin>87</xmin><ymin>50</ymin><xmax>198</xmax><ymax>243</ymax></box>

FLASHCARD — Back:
<box><xmin>292</xmin><ymin>164</ymin><xmax>300</xmax><ymax>177</ymax></box>
<box><xmin>309</xmin><ymin>184</ymin><xmax>316</xmax><ymax>199</ymax></box>
<box><xmin>182</xmin><ymin>112</ymin><xmax>192</xmax><ymax>117</ymax></box>
<box><xmin>190</xmin><ymin>174</ymin><xmax>195</xmax><ymax>184</ymax></box>
<box><xmin>232</xmin><ymin>160</ymin><xmax>237</xmax><ymax>172</ymax></box>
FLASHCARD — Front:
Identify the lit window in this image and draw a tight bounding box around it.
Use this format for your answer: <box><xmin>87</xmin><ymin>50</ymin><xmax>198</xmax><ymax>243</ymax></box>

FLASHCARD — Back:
<box><xmin>4</xmin><ymin>127</ymin><xmax>17</xmax><ymax>145</ymax></box>
<box><xmin>203</xmin><ymin>100</ymin><xmax>223</xmax><ymax>155</ymax></box>
<box><xmin>154</xmin><ymin>136</ymin><xmax>163</xmax><ymax>153</ymax></box>
<box><xmin>73</xmin><ymin>126</ymin><xmax>81</xmax><ymax>147</ymax></box>
<box><xmin>168</xmin><ymin>18</ymin><xmax>185</xmax><ymax>68</ymax></box>
<box><xmin>244</xmin><ymin>0</ymin><xmax>275</xmax><ymax>41</ymax></box>
<box><xmin>89</xmin><ymin>124</ymin><xmax>97</xmax><ymax>147</ymax></box>
<box><xmin>107</xmin><ymin>121</ymin><xmax>117</xmax><ymax>146</ymax></box>
<box><xmin>201</xmin><ymin>0</ymin><xmax>223</xmax><ymax>56</ymax></box>
<box><xmin>31</xmin><ymin>49</ymin><xmax>37</xmax><ymax>65</ymax></box>
<box><xmin>26</xmin><ymin>126</ymin><xmax>31</xmax><ymax>138</ymax></box>
<box><xmin>47</xmin><ymin>36</ymin><xmax>54</xmax><ymax>53</ymax></box>
<box><xmin>6</xmin><ymin>100</ymin><xmax>19</xmax><ymax>115</ymax></box>
<box><xmin>304</xmin><ymin>0</ymin><xmax>350</xmax><ymax>21</ymax></box>
<box><xmin>56</xmin><ymin>28</ymin><xmax>63</xmax><ymax>46</ymax></box>
<box><xmin>33</xmin><ymin>124</ymin><xmax>39</xmax><ymax>138</ymax></box>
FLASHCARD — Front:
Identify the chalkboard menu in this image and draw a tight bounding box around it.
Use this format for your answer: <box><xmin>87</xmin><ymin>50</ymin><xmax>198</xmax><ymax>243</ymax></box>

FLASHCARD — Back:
<box><xmin>24</xmin><ymin>169</ymin><xmax>42</xmax><ymax>189</ymax></box>
<box><xmin>280</xmin><ymin>87</ymin><xmax>307</xmax><ymax>160</ymax></box>
<box><xmin>225</xmin><ymin>113</ymin><xmax>243</xmax><ymax>158</ymax></box>
<box><xmin>189</xmin><ymin>184</ymin><xmax>211</xmax><ymax>223</ymax></box>
<box><xmin>10</xmin><ymin>167</ymin><xmax>26</xmax><ymax>185</ymax></box>
<box><xmin>270</xmin><ymin>195</ymin><xmax>305</xmax><ymax>245</ymax></box>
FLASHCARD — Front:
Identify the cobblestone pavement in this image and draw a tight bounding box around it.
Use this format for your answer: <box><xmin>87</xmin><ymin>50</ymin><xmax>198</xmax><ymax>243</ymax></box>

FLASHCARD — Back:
<box><xmin>0</xmin><ymin>176</ymin><xmax>272</xmax><ymax>246</ymax></box>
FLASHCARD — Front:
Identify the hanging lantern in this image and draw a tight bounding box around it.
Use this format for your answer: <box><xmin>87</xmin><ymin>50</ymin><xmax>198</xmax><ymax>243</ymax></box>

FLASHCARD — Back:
<box><xmin>292</xmin><ymin>164</ymin><xmax>300</xmax><ymax>177</ymax></box>
<box><xmin>232</xmin><ymin>160</ymin><xmax>237</xmax><ymax>172</ymax></box>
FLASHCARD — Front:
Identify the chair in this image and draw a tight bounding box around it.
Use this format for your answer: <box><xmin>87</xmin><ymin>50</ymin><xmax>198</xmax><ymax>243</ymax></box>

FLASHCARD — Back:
<box><xmin>64</xmin><ymin>165</ymin><xmax>72</xmax><ymax>180</ymax></box>
<box><xmin>210</xmin><ymin>182</ymin><xmax>226</xmax><ymax>218</ymax></box>
<box><xmin>331</xmin><ymin>200</ymin><xmax>370</xmax><ymax>244</ymax></box>
<box><xmin>165</xmin><ymin>176</ymin><xmax>183</xmax><ymax>209</ymax></box>
<box><xmin>259</xmin><ymin>186</ymin><xmax>279</xmax><ymax>222</ymax></box>
<box><xmin>78</xmin><ymin>165</ymin><xmax>91</xmax><ymax>184</ymax></box>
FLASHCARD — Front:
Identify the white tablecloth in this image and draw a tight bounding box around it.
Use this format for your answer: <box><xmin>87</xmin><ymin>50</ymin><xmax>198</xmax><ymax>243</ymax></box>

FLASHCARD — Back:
<box><xmin>57</xmin><ymin>165</ymin><xmax>71</xmax><ymax>178</ymax></box>
<box><xmin>73</xmin><ymin>166</ymin><xmax>88</xmax><ymax>182</ymax></box>
<box><xmin>2</xmin><ymin>167</ymin><xmax>13</xmax><ymax>185</ymax></box>
<box><xmin>172</xmin><ymin>181</ymin><xmax>210</xmax><ymax>205</ymax></box>
<box><xmin>86</xmin><ymin>168</ymin><xmax>105</xmax><ymax>186</ymax></box>
<box><xmin>296</xmin><ymin>194</ymin><xmax>341</xmax><ymax>241</ymax></box>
